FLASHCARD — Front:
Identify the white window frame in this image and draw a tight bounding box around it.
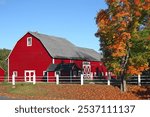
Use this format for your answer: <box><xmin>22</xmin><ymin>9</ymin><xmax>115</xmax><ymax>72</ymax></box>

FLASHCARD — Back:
<box><xmin>24</xmin><ymin>70</ymin><xmax>35</xmax><ymax>82</ymax></box>
<box><xmin>27</xmin><ymin>37</ymin><xmax>32</xmax><ymax>46</ymax></box>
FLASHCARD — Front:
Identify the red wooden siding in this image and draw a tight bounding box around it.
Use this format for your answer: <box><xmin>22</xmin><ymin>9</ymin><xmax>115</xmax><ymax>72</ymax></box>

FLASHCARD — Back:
<box><xmin>0</xmin><ymin>68</ymin><xmax>5</xmax><ymax>82</ymax></box>
<box><xmin>48</xmin><ymin>72</ymin><xmax>55</xmax><ymax>82</ymax></box>
<box><xmin>54</xmin><ymin>59</ymin><xmax>70</xmax><ymax>64</ymax></box>
<box><xmin>9</xmin><ymin>33</ymin><xmax>52</xmax><ymax>82</ymax></box>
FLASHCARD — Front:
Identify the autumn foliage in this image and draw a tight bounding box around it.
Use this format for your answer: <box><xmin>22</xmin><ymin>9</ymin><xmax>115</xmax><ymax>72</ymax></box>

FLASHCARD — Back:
<box><xmin>96</xmin><ymin>0</ymin><xmax>150</xmax><ymax>77</ymax></box>
<box><xmin>0</xmin><ymin>84</ymin><xmax>142</xmax><ymax>100</ymax></box>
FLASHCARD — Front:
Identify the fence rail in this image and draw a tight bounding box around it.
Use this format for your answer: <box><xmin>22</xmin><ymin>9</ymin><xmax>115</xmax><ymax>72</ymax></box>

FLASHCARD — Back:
<box><xmin>1</xmin><ymin>75</ymin><xmax>150</xmax><ymax>86</ymax></box>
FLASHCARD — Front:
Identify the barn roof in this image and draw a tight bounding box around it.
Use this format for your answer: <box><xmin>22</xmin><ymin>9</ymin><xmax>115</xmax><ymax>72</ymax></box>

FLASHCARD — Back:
<box><xmin>46</xmin><ymin>63</ymin><xmax>82</xmax><ymax>72</ymax></box>
<box><xmin>29</xmin><ymin>32</ymin><xmax>102</xmax><ymax>61</ymax></box>
<box><xmin>46</xmin><ymin>64</ymin><xmax>58</xmax><ymax>72</ymax></box>
<box><xmin>77</xmin><ymin>47</ymin><xmax>102</xmax><ymax>61</ymax></box>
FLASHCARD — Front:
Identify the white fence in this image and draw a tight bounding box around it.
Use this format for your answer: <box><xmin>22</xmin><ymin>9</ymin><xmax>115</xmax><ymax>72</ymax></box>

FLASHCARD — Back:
<box><xmin>10</xmin><ymin>74</ymin><xmax>88</xmax><ymax>85</ymax></box>
<box><xmin>1</xmin><ymin>73</ymin><xmax>150</xmax><ymax>86</ymax></box>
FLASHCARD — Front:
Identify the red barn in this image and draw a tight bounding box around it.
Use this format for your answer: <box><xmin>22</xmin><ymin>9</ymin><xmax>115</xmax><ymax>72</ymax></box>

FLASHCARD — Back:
<box><xmin>8</xmin><ymin>32</ymin><xmax>107</xmax><ymax>83</ymax></box>
<box><xmin>0</xmin><ymin>67</ymin><xmax>5</xmax><ymax>82</ymax></box>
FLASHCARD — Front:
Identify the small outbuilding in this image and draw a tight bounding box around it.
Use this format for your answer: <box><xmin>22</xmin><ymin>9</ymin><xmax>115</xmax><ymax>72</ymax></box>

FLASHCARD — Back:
<box><xmin>0</xmin><ymin>67</ymin><xmax>5</xmax><ymax>82</ymax></box>
<box><xmin>46</xmin><ymin>63</ymin><xmax>82</xmax><ymax>82</ymax></box>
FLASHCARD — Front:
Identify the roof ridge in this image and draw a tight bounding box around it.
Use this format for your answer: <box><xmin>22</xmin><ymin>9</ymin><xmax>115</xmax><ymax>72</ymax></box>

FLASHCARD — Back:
<box><xmin>77</xmin><ymin>47</ymin><xmax>96</xmax><ymax>51</ymax></box>
<box><xmin>29</xmin><ymin>31</ymin><xmax>68</xmax><ymax>41</ymax></box>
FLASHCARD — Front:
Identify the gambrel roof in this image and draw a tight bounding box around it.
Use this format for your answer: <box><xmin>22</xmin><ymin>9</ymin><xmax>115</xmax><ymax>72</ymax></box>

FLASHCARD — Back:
<box><xmin>29</xmin><ymin>31</ymin><xmax>102</xmax><ymax>61</ymax></box>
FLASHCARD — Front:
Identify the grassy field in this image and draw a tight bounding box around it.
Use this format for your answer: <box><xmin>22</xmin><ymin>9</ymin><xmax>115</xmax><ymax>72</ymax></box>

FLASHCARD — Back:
<box><xmin>0</xmin><ymin>82</ymin><xmax>150</xmax><ymax>100</ymax></box>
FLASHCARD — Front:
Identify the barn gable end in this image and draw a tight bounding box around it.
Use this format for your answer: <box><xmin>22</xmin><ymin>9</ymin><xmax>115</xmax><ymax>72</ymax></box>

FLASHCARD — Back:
<box><xmin>8</xmin><ymin>32</ymin><xmax>53</xmax><ymax>82</ymax></box>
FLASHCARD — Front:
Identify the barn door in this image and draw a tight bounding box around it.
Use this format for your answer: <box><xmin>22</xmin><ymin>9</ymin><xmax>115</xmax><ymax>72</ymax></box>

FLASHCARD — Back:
<box><xmin>24</xmin><ymin>70</ymin><xmax>35</xmax><ymax>82</ymax></box>
<box><xmin>83</xmin><ymin>62</ymin><xmax>91</xmax><ymax>79</ymax></box>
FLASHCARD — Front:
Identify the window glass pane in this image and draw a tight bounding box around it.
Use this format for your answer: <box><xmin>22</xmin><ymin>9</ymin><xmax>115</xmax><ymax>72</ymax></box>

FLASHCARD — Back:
<box><xmin>26</xmin><ymin>72</ymin><xmax>29</xmax><ymax>76</ymax></box>
<box><xmin>31</xmin><ymin>72</ymin><xmax>34</xmax><ymax>76</ymax></box>
<box><xmin>27</xmin><ymin>37</ymin><xmax>32</xmax><ymax>46</ymax></box>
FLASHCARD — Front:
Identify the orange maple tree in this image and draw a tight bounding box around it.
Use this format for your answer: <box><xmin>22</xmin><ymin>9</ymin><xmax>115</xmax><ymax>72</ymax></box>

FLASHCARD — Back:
<box><xmin>96</xmin><ymin>0</ymin><xmax>150</xmax><ymax>91</ymax></box>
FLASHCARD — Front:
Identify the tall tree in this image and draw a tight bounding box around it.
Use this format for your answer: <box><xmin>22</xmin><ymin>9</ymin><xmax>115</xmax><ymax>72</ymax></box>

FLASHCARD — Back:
<box><xmin>96</xmin><ymin>0</ymin><xmax>150</xmax><ymax>91</ymax></box>
<box><xmin>0</xmin><ymin>48</ymin><xmax>11</xmax><ymax>76</ymax></box>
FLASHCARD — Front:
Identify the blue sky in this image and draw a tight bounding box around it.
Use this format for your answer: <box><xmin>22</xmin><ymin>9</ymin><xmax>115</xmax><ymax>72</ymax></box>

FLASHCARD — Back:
<box><xmin>0</xmin><ymin>0</ymin><xmax>107</xmax><ymax>52</ymax></box>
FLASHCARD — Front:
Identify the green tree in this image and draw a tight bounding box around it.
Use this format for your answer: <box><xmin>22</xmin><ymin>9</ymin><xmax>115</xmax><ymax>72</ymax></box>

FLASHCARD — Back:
<box><xmin>0</xmin><ymin>48</ymin><xmax>11</xmax><ymax>77</ymax></box>
<box><xmin>95</xmin><ymin>0</ymin><xmax>150</xmax><ymax>92</ymax></box>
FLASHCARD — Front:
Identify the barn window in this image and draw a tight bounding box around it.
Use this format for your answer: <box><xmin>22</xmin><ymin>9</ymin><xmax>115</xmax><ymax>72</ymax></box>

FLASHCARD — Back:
<box><xmin>27</xmin><ymin>37</ymin><xmax>32</xmax><ymax>46</ymax></box>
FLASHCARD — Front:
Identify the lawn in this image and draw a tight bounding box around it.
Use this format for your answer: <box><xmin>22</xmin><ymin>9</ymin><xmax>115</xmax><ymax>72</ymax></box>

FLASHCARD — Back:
<box><xmin>0</xmin><ymin>82</ymin><xmax>150</xmax><ymax>100</ymax></box>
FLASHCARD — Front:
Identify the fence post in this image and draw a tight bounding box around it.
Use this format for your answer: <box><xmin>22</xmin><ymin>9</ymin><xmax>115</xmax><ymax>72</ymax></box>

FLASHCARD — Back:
<box><xmin>56</xmin><ymin>74</ymin><xmax>59</xmax><ymax>85</ymax></box>
<box><xmin>81</xmin><ymin>74</ymin><xmax>83</xmax><ymax>85</ymax></box>
<box><xmin>12</xmin><ymin>74</ymin><xmax>15</xmax><ymax>86</ymax></box>
<box><xmin>107</xmin><ymin>72</ymin><xmax>111</xmax><ymax>86</ymax></box>
<box><xmin>105</xmin><ymin>72</ymin><xmax>108</xmax><ymax>77</ymax></box>
<box><xmin>138</xmin><ymin>74</ymin><xmax>141</xmax><ymax>86</ymax></box>
<box><xmin>91</xmin><ymin>72</ymin><xmax>93</xmax><ymax>80</ymax></box>
<box><xmin>102</xmin><ymin>72</ymin><xmax>104</xmax><ymax>76</ymax></box>
<box><xmin>33</xmin><ymin>73</ymin><xmax>36</xmax><ymax>85</ymax></box>
<box><xmin>47</xmin><ymin>73</ymin><xmax>49</xmax><ymax>83</ymax></box>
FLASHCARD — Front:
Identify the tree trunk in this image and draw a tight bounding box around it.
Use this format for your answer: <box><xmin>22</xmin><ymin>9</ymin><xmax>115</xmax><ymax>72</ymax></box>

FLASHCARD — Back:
<box><xmin>120</xmin><ymin>74</ymin><xmax>127</xmax><ymax>92</ymax></box>
<box><xmin>120</xmin><ymin>47</ymin><xmax>129</xmax><ymax>92</ymax></box>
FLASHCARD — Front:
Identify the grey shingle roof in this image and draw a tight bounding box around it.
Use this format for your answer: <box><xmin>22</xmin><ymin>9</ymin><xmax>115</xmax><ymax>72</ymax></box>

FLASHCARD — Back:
<box><xmin>77</xmin><ymin>47</ymin><xmax>101</xmax><ymax>61</ymax></box>
<box><xmin>29</xmin><ymin>32</ymin><xmax>102</xmax><ymax>61</ymax></box>
<box><xmin>46</xmin><ymin>63</ymin><xmax>82</xmax><ymax>72</ymax></box>
<box><xmin>46</xmin><ymin>64</ymin><xmax>58</xmax><ymax>72</ymax></box>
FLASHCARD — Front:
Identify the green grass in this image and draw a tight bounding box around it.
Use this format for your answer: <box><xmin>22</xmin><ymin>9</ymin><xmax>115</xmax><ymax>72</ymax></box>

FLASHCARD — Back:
<box><xmin>8</xmin><ymin>84</ymin><xmax>37</xmax><ymax>96</ymax></box>
<box><xmin>0</xmin><ymin>83</ymin><xmax>50</xmax><ymax>97</ymax></box>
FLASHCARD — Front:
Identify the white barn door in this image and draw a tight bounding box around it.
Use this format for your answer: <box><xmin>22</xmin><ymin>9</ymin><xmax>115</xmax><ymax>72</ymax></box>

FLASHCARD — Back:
<box><xmin>83</xmin><ymin>62</ymin><xmax>91</xmax><ymax>79</ymax></box>
<box><xmin>24</xmin><ymin>70</ymin><xmax>35</xmax><ymax>82</ymax></box>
